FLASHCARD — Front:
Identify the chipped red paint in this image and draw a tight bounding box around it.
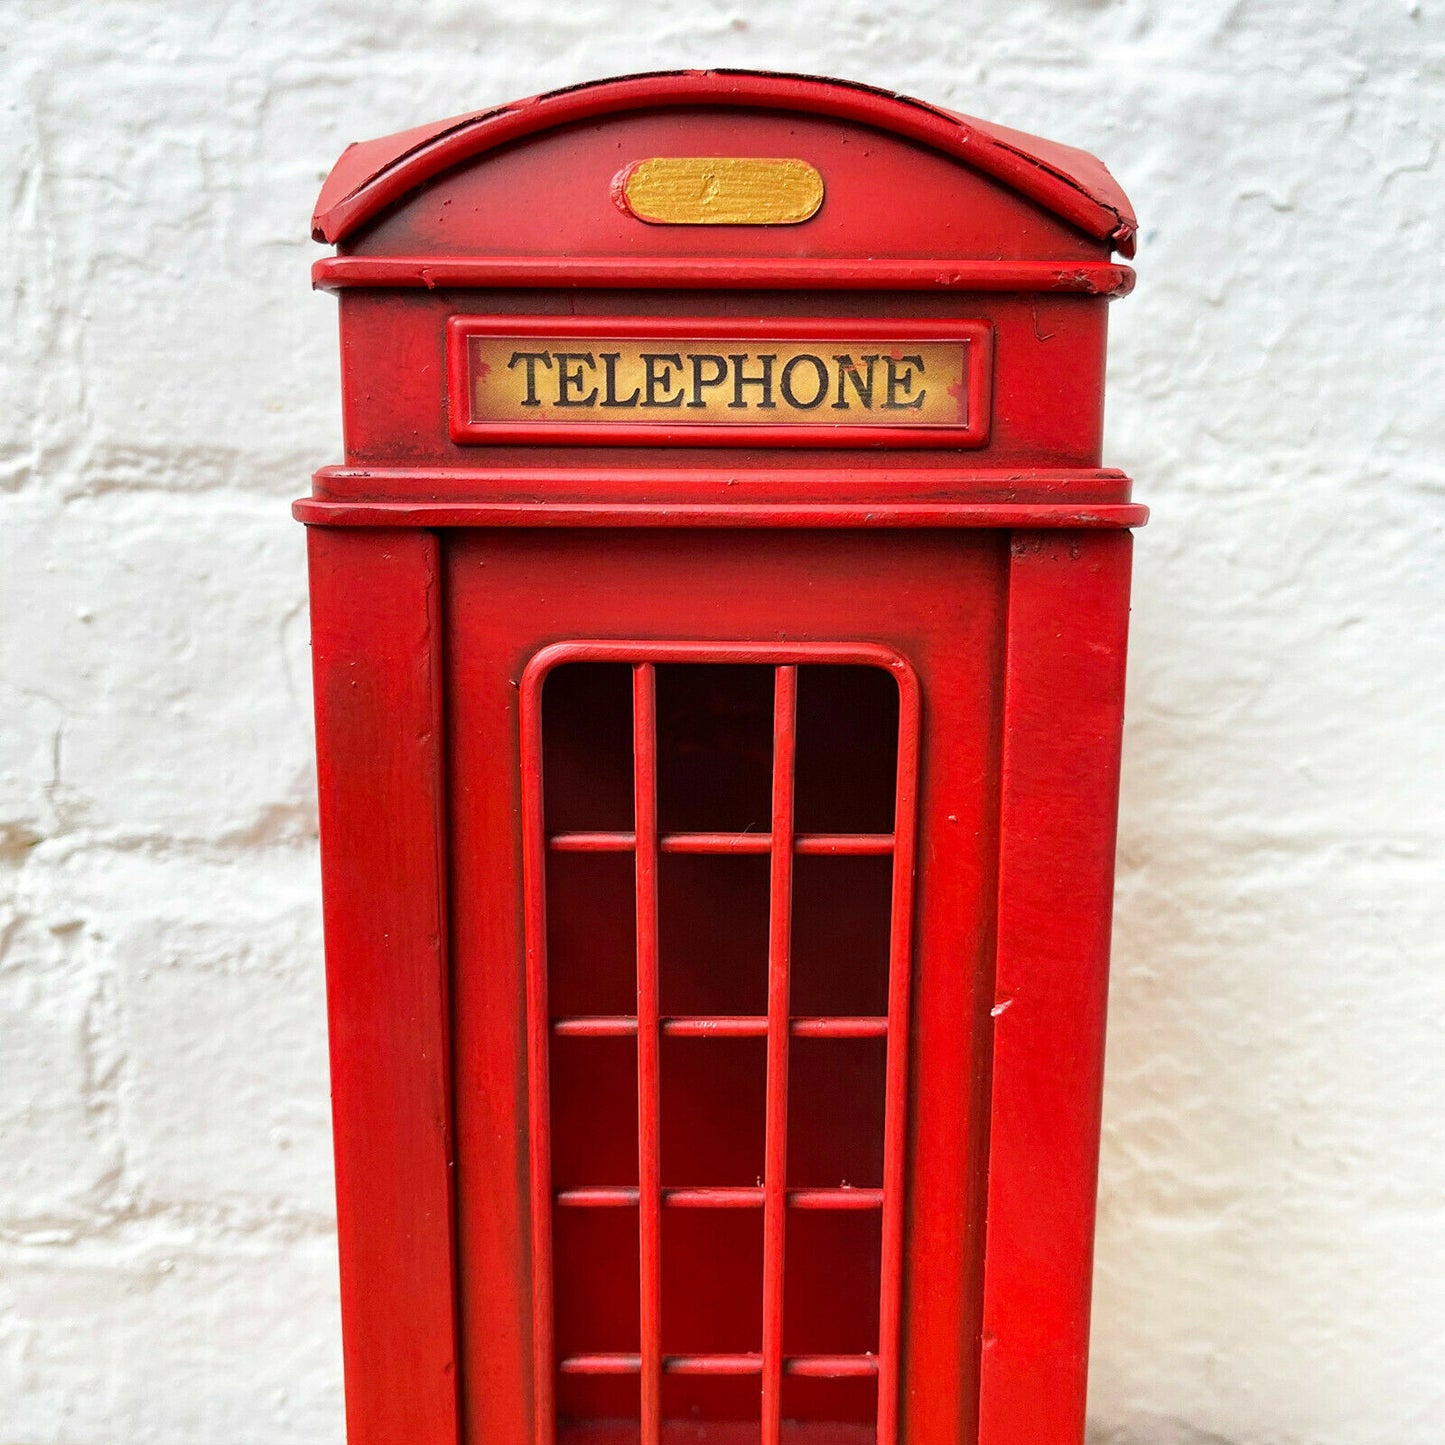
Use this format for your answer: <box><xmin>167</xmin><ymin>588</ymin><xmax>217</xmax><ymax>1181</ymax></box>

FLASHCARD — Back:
<box><xmin>298</xmin><ymin>69</ymin><xmax>1142</xmax><ymax>1445</ymax></box>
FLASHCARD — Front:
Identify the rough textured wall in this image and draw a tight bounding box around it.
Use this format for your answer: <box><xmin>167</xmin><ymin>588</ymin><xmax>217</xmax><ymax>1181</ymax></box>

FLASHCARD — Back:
<box><xmin>1</xmin><ymin>2</ymin><xmax>1441</xmax><ymax>1442</ymax></box>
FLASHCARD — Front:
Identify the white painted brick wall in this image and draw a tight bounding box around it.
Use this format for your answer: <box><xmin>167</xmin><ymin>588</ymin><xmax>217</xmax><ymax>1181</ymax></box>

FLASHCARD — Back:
<box><xmin>2</xmin><ymin>3</ymin><xmax>1441</xmax><ymax>1442</ymax></box>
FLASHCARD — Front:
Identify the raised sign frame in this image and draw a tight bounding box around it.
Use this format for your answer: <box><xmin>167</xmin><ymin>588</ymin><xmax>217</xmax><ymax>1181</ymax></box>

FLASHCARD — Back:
<box><xmin>446</xmin><ymin>315</ymin><xmax>994</xmax><ymax>448</ymax></box>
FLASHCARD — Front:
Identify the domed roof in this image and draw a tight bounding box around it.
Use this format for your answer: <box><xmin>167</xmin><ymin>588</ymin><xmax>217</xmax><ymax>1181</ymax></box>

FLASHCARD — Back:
<box><xmin>312</xmin><ymin>69</ymin><xmax>1136</xmax><ymax>257</ymax></box>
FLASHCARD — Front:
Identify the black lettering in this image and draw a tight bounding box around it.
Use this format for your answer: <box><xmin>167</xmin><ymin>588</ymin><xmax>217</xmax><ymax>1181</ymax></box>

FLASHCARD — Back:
<box><xmin>687</xmin><ymin>353</ymin><xmax>729</xmax><ymax>408</ymax></box>
<box><xmin>599</xmin><ymin>352</ymin><xmax>641</xmax><ymax>408</ymax></box>
<box><xmin>641</xmin><ymin>353</ymin><xmax>685</xmax><ymax>408</ymax></box>
<box><xmin>553</xmin><ymin>352</ymin><xmax>599</xmax><ymax>407</ymax></box>
<box><xmin>883</xmin><ymin>354</ymin><xmax>927</xmax><ymax>410</ymax></box>
<box><xmin>779</xmin><ymin>353</ymin><xmax>829</xmax><ymax>410</ymax></box>
<box><xmin>831</xmin><ymin>354</ymin><xmax>879</xmax><ymax>410</ymax></box>
<box><xmin>728</xmin><ymin>353</ymin><xmax>777</xmax><ymax>410</ymax></box>
<box><xmin>507</xmin><ymin>350</ymin><xmax>553</xmax><ymax>407</ymax></box>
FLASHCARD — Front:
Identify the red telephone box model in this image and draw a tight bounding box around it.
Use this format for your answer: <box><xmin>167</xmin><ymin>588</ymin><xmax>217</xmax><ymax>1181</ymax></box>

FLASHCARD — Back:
<box><xmin>298</xmin><ymin>71</ymin><xmax>1144</xmax><ymax>1445</ymax></box>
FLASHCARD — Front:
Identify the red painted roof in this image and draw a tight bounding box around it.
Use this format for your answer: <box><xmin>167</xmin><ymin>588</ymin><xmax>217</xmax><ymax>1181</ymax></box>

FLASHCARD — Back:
<box><xmin>312</xmin><ymin>70</ymin><xmax>1137</xmax><ymax>257</ymax></box>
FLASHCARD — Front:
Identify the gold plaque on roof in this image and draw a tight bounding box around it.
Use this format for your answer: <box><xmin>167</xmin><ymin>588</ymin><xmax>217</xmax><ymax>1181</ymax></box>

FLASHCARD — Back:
<box><xmin>616</xmin><ymin>157</ymin><xmax>824</xmax><ymax>225</ymax></box>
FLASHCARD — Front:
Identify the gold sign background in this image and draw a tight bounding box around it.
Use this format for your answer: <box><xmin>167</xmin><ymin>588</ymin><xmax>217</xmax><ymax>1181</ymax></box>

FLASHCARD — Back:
<box><xmin>467</xmin><ymin>336</ymin><xmax>975</xmax><ymax>428</ymax></box>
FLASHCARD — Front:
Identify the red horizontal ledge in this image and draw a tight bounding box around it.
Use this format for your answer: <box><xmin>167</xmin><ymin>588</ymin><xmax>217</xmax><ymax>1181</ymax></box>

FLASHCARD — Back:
<box><xmin>293</xmin><ymin>498</ymin><xmax>1147</xmax><ymax>528</ymax></box>
<box><xmin>313</xmin><ymin>255</ymin><xmax>1135</xmax><ymax>296</ymax></box>
<box><xmin>310</xmin><ymin>465</ymin><xmax>1135</xmax><ymax>506</ymax></box>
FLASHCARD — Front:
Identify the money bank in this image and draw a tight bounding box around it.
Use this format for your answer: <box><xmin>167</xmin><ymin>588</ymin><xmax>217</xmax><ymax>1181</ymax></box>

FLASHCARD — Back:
<box><xmin>298</xmin><ymin>69</ymin><xmax>1144</xmax><ymax>1445</ymax></box>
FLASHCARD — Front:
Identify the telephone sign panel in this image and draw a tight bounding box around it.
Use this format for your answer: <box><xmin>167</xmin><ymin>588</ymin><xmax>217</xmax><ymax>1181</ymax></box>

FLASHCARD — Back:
<box><xmin>297</xmin><ymin>70</ymin><xmax>1144</xmax><ymax>1445</ymax></box>
<box><xmin>448</xmin><ymin>318</ymin><xmax>993</xmax><ymax>445</ymax></box>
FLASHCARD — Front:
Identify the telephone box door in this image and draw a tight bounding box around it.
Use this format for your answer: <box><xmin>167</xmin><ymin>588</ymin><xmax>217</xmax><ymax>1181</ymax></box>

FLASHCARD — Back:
<box><xmin>444</xmin><ymin>525</ymin><xmax>1104</xmax><ymax>1445</ymax></box>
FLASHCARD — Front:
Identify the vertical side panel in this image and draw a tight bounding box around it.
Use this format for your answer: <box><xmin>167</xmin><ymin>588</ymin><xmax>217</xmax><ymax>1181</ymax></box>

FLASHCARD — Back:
<box><xmin>449</xmin><ymin>544</ymin><xmax>536</xmax><ymax>1445</ymax></box>
<box><xmin>633</xmin><ymin>665</ymin><xmax>664</xmax><ymax>1445</ymax></box>
<box><xmin>306</xmin><ymin>526</ymin><xmax>459</xmax><ymax>1445</ymax></box>
<box><xmin>900</xmin><ymin>539</ymin><xmax>1008</xmax><ymax>1445</ymax></box>
<box><xmin>978</xmin><ymin>530</ymin><xmax>1133</xmax><ymax>1445</ymax></box>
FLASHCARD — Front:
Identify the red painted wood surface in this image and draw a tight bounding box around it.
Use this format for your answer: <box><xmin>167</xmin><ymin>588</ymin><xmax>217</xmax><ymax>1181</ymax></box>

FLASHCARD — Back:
<box><xmin>977</xmin><ymin>533</ymin><xmax>1133</xmax><ymax>1444</ymax></box>
<box><xmin>300</xmin><ymin>68</ymin><xmax>1142</xmax><ymax>1445</ymax></box>
<box><xmin>305</xmin><ymin>528</ymin><xmax>459</xmax><ymax>1443</ymax></box>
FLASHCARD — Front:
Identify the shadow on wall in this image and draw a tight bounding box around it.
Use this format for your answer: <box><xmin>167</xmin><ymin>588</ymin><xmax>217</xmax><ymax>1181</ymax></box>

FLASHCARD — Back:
<box><xmin>1091</xmin><ymin>1418</ymin><xmax>1240</xmax><ymax>1445</ymax></box>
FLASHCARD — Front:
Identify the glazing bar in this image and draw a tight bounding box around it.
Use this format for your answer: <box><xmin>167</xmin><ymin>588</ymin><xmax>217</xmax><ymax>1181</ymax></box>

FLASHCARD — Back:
<box><xmin>761</xmin><ymin>665</ymin><xmax>798</xmax><ymax>1445</ymax></box>
<box><xmin>786</xmin><ymin>1187</ymin><xmax>884</xmax><ymax>1210</ymax></box>
<box><xmin>547</xmin><ymin>831</ymin><xmax>894</xmax><ymax>855</ymax></box>
<box><xmin>793</xmin><ymin>834</ymin><xmax>895</xmax><ymax>856</ymax></box>
<box><xmin>657</xmin><ymin>832</ymin><xmax>893</xmax><ymax>855</ymax></box>
<box><xmin>555</xmin><ymin>1187</ymin><xmax>641</xmax><ymax>1207</ymax></box>
<box><xmin>666</xmin><ymin>1016</ymin><xmax>887</xmax><ymax>1038</ymax></box>
<box><xmin>551</xmin><ymin>1015</ymin><xmax>888</xmax><ymax>1039</ymax></box>
<box><xmin>877</xmin><ymin>669</ymin><xmax>922</xmax><ymax>1445</ymax></box>
<box><xmin>632</xmin><ymin>663</ymin><xmax>663</xmax><ymax>1445</ymax></box>
<box><xmin>552</xmin><ymin>1017</ymin><xmax>640</xmax><ymax>1037</ymax></box>
<box><xmin>663</xmin><ymin>1186</ymin><xmax>764</xmax><ymax>1207</ymax></box>
<box><xmin>790</xmin><ymin>1017</ymin><xmax>888</xmax><ymax>1039</ymax></box>
<box><xmin>663</xmin><ymin>1017</ymin><xmax>768</xmax><ymax>1038</ymax></box>
<box><xmin>784</xmin><ymin>1355</ymin><xmax>879</xmax><ymax>1379</ymax></box>
<box><xmin>557</xmin><ymin>1353</ymin><xmax>879</xmax><ymax>1378</ymax></box>
<box><xmin>558</xmin><ymin>1353</ymin><xmax>644</xmax><ymax>1375</ymax></box>
<box><xmin>664</xmin><ymin>832</ymin><xmax>770</xmax><ymax>854</ymax></box>
<box><xmin>666</xmin><ymin>1355</ymin><xmax>765</xmax><ymax>1376</ymax></box>
<box><xmin>548</xmin><ymin>831</ymin><xmax>636</xmax><ymax>852</ymax></box>
<box><xmin>520</xmin><ymin>666</ymin><xmax>556</xmax><ymax>1445</ymax></box>
<box><xmin>557</xmin><ymin>1185</ymin><xmax>884</xmax><ymax>1210</ymax></box>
